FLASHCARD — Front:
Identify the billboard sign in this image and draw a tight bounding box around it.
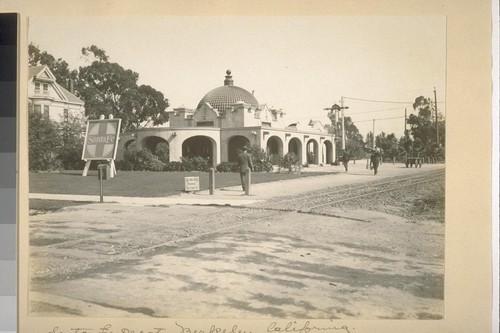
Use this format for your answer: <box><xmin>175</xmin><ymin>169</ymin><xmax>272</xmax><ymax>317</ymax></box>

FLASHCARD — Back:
<box><xmin>82</xmin><ymin>119</ymin><xmax>121</xmax><ymax>160</ymax></box>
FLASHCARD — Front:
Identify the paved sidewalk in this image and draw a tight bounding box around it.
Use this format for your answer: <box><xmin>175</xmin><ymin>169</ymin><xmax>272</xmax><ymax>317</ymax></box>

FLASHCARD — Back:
<box><xmin>29</xmin><ymin>162</ymin><xmax>444</xmax><ymax>207</ymax></box>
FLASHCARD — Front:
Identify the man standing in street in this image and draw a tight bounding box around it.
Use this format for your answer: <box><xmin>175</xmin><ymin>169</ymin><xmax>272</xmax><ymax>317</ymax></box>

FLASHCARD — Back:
<box><xmin>341</xmin><ymin>149</ymin><xmax>350</xmax><ymax>172</ymax></box>
<box><xmin>370</xmin><ymin>149</ymin><xmax>381</xmax><ymax>175</ymax></box>
<box><xmin>238</xmin><ymin>146</ymin><xmax>254</xmax><ymax>191</ymax></box>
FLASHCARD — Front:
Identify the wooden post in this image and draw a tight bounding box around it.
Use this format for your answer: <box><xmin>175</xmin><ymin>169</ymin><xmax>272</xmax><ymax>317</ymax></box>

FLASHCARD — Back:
<box><xmin>109</xmin><ymin>159</ymin><xmax>116</xmax><ymax>177</ymax></box>
<box><xmin>98</xmin><ymin>164</ymin><xmax>105</xmax><ymax>203</ymax></box>
<box><xmin>209</xmin><ymin>168</ymin><xmax>215</xmax><ymax>195</ymax></box>
<box><xmin>245</xmin><ymin>167</ymin><xmax>251</xmax><ymax>196</ymax></box>
<box><xmin>82</xmin><ymin>160</ymin><xmax>91</xmax><ymax>176</ymax></box>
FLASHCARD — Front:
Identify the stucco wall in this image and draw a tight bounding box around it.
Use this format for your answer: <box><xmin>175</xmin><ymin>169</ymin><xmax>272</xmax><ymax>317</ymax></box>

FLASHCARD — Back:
<box><xmin>117</xmin><ymin>125</ymin><xmax>334</xmax><ymax>166</ymax></box>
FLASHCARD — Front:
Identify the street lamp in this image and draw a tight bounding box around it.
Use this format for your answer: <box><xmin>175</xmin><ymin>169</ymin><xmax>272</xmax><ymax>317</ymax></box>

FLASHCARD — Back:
<box><xmin>330</xmin><ymin>103</ymin><xmax>349</xmax><ymax>150</ymax></box>
<box><xmin>324</xmin><ymin>102</ymin><xmax>349</xmax><ymax>164</ymax></box>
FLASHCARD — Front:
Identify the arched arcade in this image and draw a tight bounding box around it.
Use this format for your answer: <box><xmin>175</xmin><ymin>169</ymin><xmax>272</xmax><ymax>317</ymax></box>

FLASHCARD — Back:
<box><xmin>182</xmin><ymin>135</ymin><xmax>218</xmax><ymax>166</ymax></box>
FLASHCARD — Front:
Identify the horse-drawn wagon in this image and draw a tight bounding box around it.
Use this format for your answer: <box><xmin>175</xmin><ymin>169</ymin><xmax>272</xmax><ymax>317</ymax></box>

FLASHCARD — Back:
<box><xmin>405</xmin><ymin>156</ymin><xmax>422</xmax><ymax>168</ymax></box>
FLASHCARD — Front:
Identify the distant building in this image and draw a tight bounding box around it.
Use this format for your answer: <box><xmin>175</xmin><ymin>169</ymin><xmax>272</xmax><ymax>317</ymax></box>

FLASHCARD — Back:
<box><xmin>118</xmin><ymin>70</ymin><xmax>336</xmax><ymax>166</ymax></box>
<box><xmin>28</xmin><ymin>66</ymin><xmax>85</xmax><ymax>122</ymax></box>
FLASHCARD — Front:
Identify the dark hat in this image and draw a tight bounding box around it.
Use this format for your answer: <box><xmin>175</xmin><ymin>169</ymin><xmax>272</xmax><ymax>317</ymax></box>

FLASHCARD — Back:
<box><xmin>241</xmin><ymin>146</ymin><xmax>248</xmax><ymax>151</ymax></box>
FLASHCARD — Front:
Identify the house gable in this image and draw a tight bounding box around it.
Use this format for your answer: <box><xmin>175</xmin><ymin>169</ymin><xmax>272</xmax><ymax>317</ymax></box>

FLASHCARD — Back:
<box><xmin>194</xmin><ymin>103</ymin><xmax>219</xmax><ymax>126</ymax></box>
<box><xmin>28</xmin><ymin>65</ymin><xmax>85</xmax><ymax>122</ymax></box>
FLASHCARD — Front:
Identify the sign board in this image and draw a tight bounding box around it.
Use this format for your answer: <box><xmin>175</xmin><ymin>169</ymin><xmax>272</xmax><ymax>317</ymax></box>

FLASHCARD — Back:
<box><xmin>184</xmin><ymin>177</ymin><xmax>200</xmax><ymax>191</ymax></box>
<box><xmin>82</xmin><ymin>119</ymin><xmax>121</xmax><ymax>160</ymax></box>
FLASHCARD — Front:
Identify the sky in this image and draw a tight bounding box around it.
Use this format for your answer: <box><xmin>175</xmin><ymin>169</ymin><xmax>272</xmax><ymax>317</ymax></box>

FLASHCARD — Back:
<box><xmin>28</xmin><ymin>16</ymin><xmax>446</xmax><ymax>139</ymax></box>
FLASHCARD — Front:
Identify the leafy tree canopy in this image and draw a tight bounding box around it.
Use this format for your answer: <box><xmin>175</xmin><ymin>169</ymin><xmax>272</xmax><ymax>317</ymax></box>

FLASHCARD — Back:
<box><xmin>407</xmin><ymin>95</ymin><xmax>445</xmax><ymax>158</ymax></box>
<box><xmin>326</xmin><ymin>111</ymin><xmax>365</xmax><ymax>160</ymax></box>
<box><xmin>75</xmin><ymin>45</ymin><xmax>170</xmax><ymax>132</ymax></box>
<box><xmin>28</xmin><ymin>43</ymin><xmax>77</xmax><ymax>90</ymax></box>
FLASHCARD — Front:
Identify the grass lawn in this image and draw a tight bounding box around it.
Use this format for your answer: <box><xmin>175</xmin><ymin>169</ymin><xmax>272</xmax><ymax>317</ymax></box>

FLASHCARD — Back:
<box><xmin>29</xmin><ymin>169</ymin><xmax>334</xmax><ymax>197</ymax></box>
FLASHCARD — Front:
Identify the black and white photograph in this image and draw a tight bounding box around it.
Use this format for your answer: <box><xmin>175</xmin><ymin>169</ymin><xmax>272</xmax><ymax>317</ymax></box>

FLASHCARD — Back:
<box><xmin>14</xmin><ymin>1</ymin><xmax>495</xmax><ymax>332</ymax></box>
<box><xmin>26</xmin><ymin>15</ymin><xmax>446</xmax><ymax>320</ymax></box>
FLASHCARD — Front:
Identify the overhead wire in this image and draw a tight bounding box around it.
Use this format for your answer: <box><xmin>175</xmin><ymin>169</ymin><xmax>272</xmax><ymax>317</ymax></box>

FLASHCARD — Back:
<box><xmin>351</xmin><ymin>116</ymin><xmax>405</xmax><ymax>124</ymax></box>
<box><xmin>343</xmin><ymin>96</ymin><xmax>445</xmax><ymax>104</ymax></box>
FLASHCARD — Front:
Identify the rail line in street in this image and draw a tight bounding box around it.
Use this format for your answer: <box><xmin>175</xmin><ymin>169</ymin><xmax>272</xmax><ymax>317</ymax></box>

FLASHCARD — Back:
<box><xmin>31</xmin><ymin>168</ymin><xmax>445</xmax><ymax>281</ymax></box>
<box><xmin>253</xmin><ymin>169</ymin><xmax>445</xmax><ymax>215</ymax></box>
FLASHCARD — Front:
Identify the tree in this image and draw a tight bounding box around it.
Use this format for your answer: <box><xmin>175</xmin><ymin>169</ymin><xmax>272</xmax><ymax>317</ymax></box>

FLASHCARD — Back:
<box><xmin>375</xmin><ymin>132</ymin><xmax>404</xmax><ymax>161</ymax></box>
<box><xmin>326</xmin><ymin>111</ymin><xmax>365</xmax><ymax>160</ymax></box>
<box><xmin>28</xmin><ymin>43</ymin><xmax>77</xmax><ymax>90</ymax></box>
<box><xmin>365</xmin><ymin>131</ymin><xmax>375</xmax><ymax>152</ymax></box>
<box><xmin>28</xmin><ymin>104</ymin><xmax>61</xmax><ymax>171</ymax></box>
<box><xmin>129</xmin><ymin>85</ymin><xmax>170</xmax><ymax>130</ymax></box>
<box><xmin>406</xmin><ymin>95</ymin><xmax>445</xmax><ymax>160</ymax></box>
<box><xmin>76</xmin><ymin>45</ymin><xmax>170</xmax><ymax>132</ymax></box>
<box><xmin>58</xmin><ymin>112</ymin><xmax>86</xmax><ymax>170</ymax></box>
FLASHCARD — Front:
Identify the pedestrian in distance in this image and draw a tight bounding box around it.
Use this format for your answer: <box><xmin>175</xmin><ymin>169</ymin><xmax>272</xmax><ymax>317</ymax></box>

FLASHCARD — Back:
<box><xmin>237</xmin><ymin>146</ymin><xmax>254</xmax><ymax>191</ymax></box>
<box><xmin>341</xmin><ymin>149</ymin><xmax>350</xmax><ymax>172</ymax></box>
<box><xmin>370</xmin><ymin>149</ymin><xmax>381</xmax><ymax>175</ymax></box>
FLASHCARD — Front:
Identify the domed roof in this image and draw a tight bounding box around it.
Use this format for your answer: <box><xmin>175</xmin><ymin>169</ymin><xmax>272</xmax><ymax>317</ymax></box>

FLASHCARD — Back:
<box><xmin>197</xmin><ymin>70</ymin><xmax>259</xmax><ymax>111</ymax></box>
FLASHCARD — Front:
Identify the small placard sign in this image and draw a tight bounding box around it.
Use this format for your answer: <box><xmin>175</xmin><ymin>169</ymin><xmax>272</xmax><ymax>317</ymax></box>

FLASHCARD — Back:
<box><xmin>184</xmin><ymin>177</ymin><xmax>200</xmax><ymax>191</ymax></box>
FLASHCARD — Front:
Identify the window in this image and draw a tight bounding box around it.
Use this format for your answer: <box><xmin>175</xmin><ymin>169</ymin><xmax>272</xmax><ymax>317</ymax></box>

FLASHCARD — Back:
<box><xmin>43</xmin><ymin>105</ymin><xmax>49</xmax><ymax>118</ymax></box>
<box><xmin>33</xmin><ymin>104</ymin><xmax>41</xmax><ymax>114</ymax></box>
<box><xmin>63</xmin><ymin>109</ymin><xmax>69</xmax><ymax>122</ymax></box>
<box><xmin>43</xmin><ymin>83</ymin><xmax>49</xmax><ymax>94</ymax></box>
<box><xmin>34</xmin><ymin>82</ymin><xmax>40</xmax><ymax>94</ymax></box>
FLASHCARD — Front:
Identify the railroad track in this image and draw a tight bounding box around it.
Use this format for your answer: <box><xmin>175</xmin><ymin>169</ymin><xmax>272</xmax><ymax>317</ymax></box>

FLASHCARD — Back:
<box><xmin>32</xmin><ymin>169</ymin><xmax>445</xmax><ymax>281</ymax></box>
<box><xmin>253</xmin><ymin>169</ymin><xmax>445</xmax><ymax>213</ymax></box>
<box><xmin>75</xmin><ymin>170</ymin><xmax>444</xmax><ymax>274</ymax></box>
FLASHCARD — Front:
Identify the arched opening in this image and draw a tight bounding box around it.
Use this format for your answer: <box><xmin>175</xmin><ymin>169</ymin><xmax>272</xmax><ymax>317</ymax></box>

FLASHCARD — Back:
<box><xmin>288</xmin><ymin>137</ymin><xmax>302</xmax><ymax>163</ymax></box>
<box><xmin>306</xmin><ymin>139</ymin><xmax>319</xmax><ymax>165</ymax></box>
<box><xmin>266</xmin><ymin>136</ymin><xmax>283</xmax><ymax>165</ymax></box>
<box><xmin>227</xmin><ymin>135</ymin><xmax>251</xmax><ymax>162</ymax></box>
<box><xmin>323</xmin><ymin>140</ymin><xmax>334</xmax><ymax>164</ymax></box>
<box><xmin>143</xmin><ymin>136</ymin><xmax>169</xmax><ymax>163</ymax></box>
<box><xmin>182</xmin><ymin>135</ymin><xmax>216</xmax><ymax>165</ymax></box>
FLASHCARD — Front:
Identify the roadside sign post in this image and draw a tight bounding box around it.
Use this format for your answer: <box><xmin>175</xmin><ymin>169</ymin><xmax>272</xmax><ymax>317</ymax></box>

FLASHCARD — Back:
<box><xmin>97</xmin><ymin>164</ymin><xmax>107</xmax><ymax>203</ymax></box>
<box><xmin>81</xmin><ymin>118</ymin><xmax>121</xmax><ymax>177</ymax></box>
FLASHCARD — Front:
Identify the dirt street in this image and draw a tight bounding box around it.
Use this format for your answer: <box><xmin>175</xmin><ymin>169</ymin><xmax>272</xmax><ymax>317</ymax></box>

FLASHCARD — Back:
<box><xmin>29</xmin><ymin>170</ymin><xmax>444</xmax><ymax>319</ymax></box>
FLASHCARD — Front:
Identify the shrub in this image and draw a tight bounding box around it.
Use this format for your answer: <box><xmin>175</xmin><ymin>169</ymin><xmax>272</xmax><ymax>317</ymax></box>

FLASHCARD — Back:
<box><xmin>164</xmin><ymin>161</ymin><xmax>184</xmax><ymax>171</ymax></box>
<box><xmin>254</xmin><ymin>160</ymin><xmax>273</xmax><ymax>172</ymax></box>
<box><xmin>279</xmin><ymin>152</ymin><xmax>299</xmax><ymax>173</ymax></box>
<box><xmin>248</xmin><ymin>145</ymin><xmax>273</xmax><ymax>172</ymax></box>
<box><xmin>216</xmin><ymin>162</ymin><xmax>239</xmax><ymax>173</ymax></box>
<box><xmin>179</xmin><ymin>156</ymin><xmax>211</xmax><ymax>172</ymax></box>
<box><xmin>162</xmin><ymin>157</ymin><xmax>212</xmax><ymax>172</ymax></box>
<box><xmin>29</xmin><ymin>111</ymin><xmax>62</xmax><ymax>171</ymax></box>
<box><xmin>307</xmin><ymin>151</ymin><xmax>315</xmax><ymax>164</ymax></box>
<box><xmin>58</xmin><ymin>113</ymin><xmax>86</xmax><ymax>170</ymax></box>
<box><xmin>120</xmin><ymin>149</ymin><xmax>165</xmax><ymax>171</ymax></box>
<box><xmin>154</xmin><ymin>141</ymin><xmax>169</xmax><ymax>164</ymax></box>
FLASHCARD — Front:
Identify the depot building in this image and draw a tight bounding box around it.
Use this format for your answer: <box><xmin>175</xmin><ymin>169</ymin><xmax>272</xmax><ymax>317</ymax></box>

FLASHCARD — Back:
<box><xmin>118</xmin><ymin>70</ymin><xmax>336</xmax><ymax>167</ymax></box>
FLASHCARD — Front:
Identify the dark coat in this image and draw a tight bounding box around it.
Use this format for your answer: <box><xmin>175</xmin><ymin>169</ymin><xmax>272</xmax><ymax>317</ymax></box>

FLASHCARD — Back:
<box><xmin>341</xmin><ymin>151</ymin><xmax>350</xmax><ymax>163</ymax></box>
<box><xmin>238</xmin><ymin>151</ymin><xmax>254</xmax><ymax>172</ymax></box>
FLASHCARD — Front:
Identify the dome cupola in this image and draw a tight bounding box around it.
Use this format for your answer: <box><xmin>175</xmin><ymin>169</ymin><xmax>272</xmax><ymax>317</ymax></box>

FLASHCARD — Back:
<box><xmin>197</xmin><ymin>70</ymin><xmax>259</xmax><ymax>112</ymax></box>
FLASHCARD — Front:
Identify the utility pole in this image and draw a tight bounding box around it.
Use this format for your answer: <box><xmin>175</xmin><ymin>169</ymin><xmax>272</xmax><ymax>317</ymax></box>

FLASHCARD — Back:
<box><xmin>323</xmin><ymin>104</ymin><xmax>338</xmax><ymax>164</ymax></box>
<box><xmin>404</xmin><ymin>108</ymin><xmax>407</xmax><ymax>134</ymax></box>
<box><xmin>325</xmin><ymin>101</ymin><xmax>349</xmax><ymax>159</ymax></box>
<box><xmin>372</xmin><ymin>118</ymin><xmax>376</xmax><ymax>150</ymax></box>
<box><xmin>341</xmin><ymin>96</ymin><xmax>346</xmax><ymax>150</ymax></box>
<box><xmin>434</xmin><ymin>87</ymin><xmax>439</xmax><ymax>145</ymax></box>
